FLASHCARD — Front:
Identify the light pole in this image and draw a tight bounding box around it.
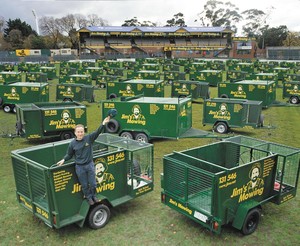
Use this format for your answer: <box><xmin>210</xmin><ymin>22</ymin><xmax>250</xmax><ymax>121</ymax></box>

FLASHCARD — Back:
<box><xmin>32</xmin><ymin>9</ymin><xmax>40</xmax><ymax>35</ymax></box>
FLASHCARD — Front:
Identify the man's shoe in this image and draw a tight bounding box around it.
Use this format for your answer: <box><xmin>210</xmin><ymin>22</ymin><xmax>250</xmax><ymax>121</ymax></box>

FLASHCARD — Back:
<box><xmin>93</xmin><ymin>196</ymin><xmax>99</xmax><ymax>203</ymax></box>
<box><xmin>88</xmin><ymin>198</ymin><xmax>95</xmax><ymax>206</ymax></box>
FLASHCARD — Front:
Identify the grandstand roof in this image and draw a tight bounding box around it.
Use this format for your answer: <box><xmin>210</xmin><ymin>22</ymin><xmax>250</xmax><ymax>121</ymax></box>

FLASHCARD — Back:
<box><xmin>79</xmin><ymin>26</ymin><xmax>233</xmax><ymax>34</ymax></box>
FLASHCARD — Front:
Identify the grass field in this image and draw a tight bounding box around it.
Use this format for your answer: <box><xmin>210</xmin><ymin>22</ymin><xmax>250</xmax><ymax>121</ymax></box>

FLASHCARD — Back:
<box><xmin>0</xmin><ymin>79</ymin><xmax>299</xmax><ymax>246</ymax></box>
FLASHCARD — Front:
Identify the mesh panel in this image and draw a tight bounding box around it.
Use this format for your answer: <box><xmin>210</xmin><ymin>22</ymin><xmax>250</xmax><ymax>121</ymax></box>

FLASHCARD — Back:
<box><xmin>13</xmin><ymin>159</ymin><xmax>30</xmax><ymax>197</ymax></box>
<box><xmin>28</xmin><ymin>166</ymin><xmax>47</xmax><ymax>204</ymax></box>
<box><xmin>164</xmin><ymin>157</ymin><xmax>214</xmax><ymax>214</ymax></box>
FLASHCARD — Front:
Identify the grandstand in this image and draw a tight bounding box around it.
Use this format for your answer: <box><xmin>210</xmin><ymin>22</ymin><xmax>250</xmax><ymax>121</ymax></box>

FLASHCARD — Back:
<box><xmin>78</xmin><ymin>26</ymin><xmax>235</xmax><ymax>59</ymax></box>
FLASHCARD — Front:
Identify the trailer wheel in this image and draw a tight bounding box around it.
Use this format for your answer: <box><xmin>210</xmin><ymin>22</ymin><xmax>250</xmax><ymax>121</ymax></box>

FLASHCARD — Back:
<box><xmin>135</xmin><ymin>132</ymin><xmax>148</xmax><ymax>143</ymax></box>
<box><xmin>88</xmin><ymin>204</ymin><xmax>111</xmax><ymax>229</ymax></box>
<box><xmin>120</xmin><ymin>131</ymin><xmax>133</xmax><ymax>139</ymax></box>
<box><xmin>259</xmin><ymin>114</ymin><xmax>265</xmax><ymax>127</ymax></box>
<box><xmin>242</xmin><ymin>208</ymin><xmax>261</xmax><ymax>235</ymax></box>
<box><xmin>3</xmin><ymin>104</ymin><xmax>11</xmax><ymax>113</ymax></box>
<box><xmin>290</xmin><ymin>96</ymin><xmax>299</xmax><ymax>104</ymax></box>
<box><xmin>220</xmin><ymin>94</ymin><xmax>228</xmax><ymax>98</ymax></box>
<box><xmin>63</xmin><ymin>98</ymin><xmax>72</xmax><ymax>102</ymax></box>
<box><xmin>105</xmin><ymin>119</ymin><xmax>119</xmax><ymax>133</ymax></box>
<box><xmin>109</xmin><ymin>93</ymin><xmax>117</xmax><ymax>99</ymax></box>
<box><xmin>214</xmin><ymin>122</ymin><xmax>228</xmax><ymax>134</ymax></box>
<box><xmin>60</xmin><ymin>131</ymin><xmax>74</xmax><ymax>140</ymax></box>
<box><xmin>100</xmin><ymin>83</ymin><xmax>106</xmax><ymax>89</ymax></box>
<box><xmin>12</xmin><ymin>105</ymin><xmax>17</xmax><ymax>113</ymax></box>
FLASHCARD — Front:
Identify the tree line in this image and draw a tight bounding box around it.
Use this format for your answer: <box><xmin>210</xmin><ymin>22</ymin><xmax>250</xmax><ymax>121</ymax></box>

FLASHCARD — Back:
<box><xmin>0</xmin><ymin>0</ymin><xmax>299</xmax><ymax>51</ymax></box>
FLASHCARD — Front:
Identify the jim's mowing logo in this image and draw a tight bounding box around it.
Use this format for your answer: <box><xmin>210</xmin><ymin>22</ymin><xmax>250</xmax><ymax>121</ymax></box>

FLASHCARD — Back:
<box><xmin>119</xmin><ymin>84</ymin><xmax>135</xmax><ymax>97</ymax></box>
<box><xmin>230</xmin><ymin>163</ymin><xmax>265</xmax><ymax>203</ymax></box>
<box><xmin>121</xmin><ymin>104</ymin><xmax>146</xmax><ymax>125</ymax></box>
<box><xmin>231</xmin><ymin>85</ymin><xmax>247</xmax><ymax>99</ymax></box>
<box><xmin>210</xmin><ymin>103</ymin><xmax>231</xmax><ymax>121</ymax></box>
<box><xmin>61</xmin><ymin>86</ymin><xmax>74</xmax><ymax>98</ymax></box>
<box><xmin>49</xmin><ymin>109</ymin><xmax>76</xmax><ymax>129</ymax></box>
<box><xmin>4</xmin><ymin>87</ymin><xmax>20</xmax><ymax>100</ymax></box>
<box><xmin>94</xmin><ymin>157</ymin><xmax>115</xmax><ymax>192</ymax></box>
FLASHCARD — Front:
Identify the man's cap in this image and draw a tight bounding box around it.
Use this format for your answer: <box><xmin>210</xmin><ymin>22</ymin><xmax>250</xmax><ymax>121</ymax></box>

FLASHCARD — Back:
<box><xmin>107</xmin><ymin>109</ymin><xmax>117</xmax><ymax>118</ymax></box>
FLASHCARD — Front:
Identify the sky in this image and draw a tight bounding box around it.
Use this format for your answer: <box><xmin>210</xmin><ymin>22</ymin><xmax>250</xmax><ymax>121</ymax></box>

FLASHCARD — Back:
<box><xmin>1</xmin><ymin>0</ymin><xmax>300</xmax><ymax>35</ymax></box>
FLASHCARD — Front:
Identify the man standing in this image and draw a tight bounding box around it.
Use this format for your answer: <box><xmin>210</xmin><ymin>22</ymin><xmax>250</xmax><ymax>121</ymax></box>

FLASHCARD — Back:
<box><xmin>57</xmin><ymin>117</ymin><xmax>110</xmax><ymax>205</ymax></box>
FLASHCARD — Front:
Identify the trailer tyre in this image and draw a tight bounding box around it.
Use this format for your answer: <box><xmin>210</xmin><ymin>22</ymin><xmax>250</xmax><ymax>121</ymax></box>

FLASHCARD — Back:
<box><xmin>290</xmin><ymin>96</ymin><xmax>299</xmax><ymax>104</ymax></box>
<box><xmin>105</xmin><ymin>119</ymin><xmax>119</xmax><ymax>133</ymax></box>
<box><xmin>63</xmin><ymin>98</ymin><xmax>73</xmax><ymax>102</ymax></box>
<box><xmin>135</xmin><ymin>132</ymin><xmax>148</xmax><ymax>143</ymax></box>
<box><xmin>242</xmin><ymin>208</ymin><xmax>261</xmax><ymax>235</ymax></box>
<box><xmin>88</xmin><ymin>204</ymin><xmax>111</xmax><ymax>229</ymax></box>
<box><xmin>220</xmin><ymin>94</ymin><xmax>228</xmax><ymax>98</ymax></box>
<box><xmin>109</xmin><ymin>93</ymin><xmax>117</xmax><ymax>99</ymax></box>
<box><xmin>120</xmin><ymin>131</ymin><xmax>133</xmax><ymax>139</ymax></box>
<box><xmin>60</xmin><ymin>131</ymin><xmax>75</xmax><ymax>140</ymax></box>
<box><xmin>3</xmin><ymin>104</ymin><xmax>11</xmax><ymax>113</ymax></box>
<box><xmin>214</xmin><ymin>122</ymin><xmax>228</xmax><ymax>134</ymax></box>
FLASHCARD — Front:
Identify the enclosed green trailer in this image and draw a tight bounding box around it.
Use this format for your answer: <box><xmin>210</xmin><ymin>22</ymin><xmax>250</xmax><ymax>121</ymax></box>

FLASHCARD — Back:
<box><xmin>24</xmin><ymin>72</ymin><xmax>48</xmax><ymax>82</ymax></box>
<box><xmin>218</xmin><ymin>80</ymin><xmax>276</xmax><ymax>108</ymax></box>
<box><xmin>0</xmin><ymin>71</ymin><xmax>22</xmax><ymax>84</ymax></box>
<box><xmin>106</xmin><ymin>79</ymin><xmax>164</xmax><ymax>99</ymax></box>
<box><xmin>56</xmin><ymin>83</ymin><xmax>95</xmax><ymax>103</ymax></box>
<box><xmin>171</xmin><ymin>80</ymin><xmax>210</xmax><ymax>101</ymax></box>
<box><xmin>202</xmin><ymin>98</ymin><xmax>264</xmax><ymax>133</ymax></box>
<box><xmin>188</xmin><ymin>69</ymin><xmax>223</xmax><ymax>86</ymax></box>
<box><xmin>102</xmin><ymin>96</ymin><xmax>210</xmax><ymax>142</ymax></box>
<box><xmin>11</xmin><ymin>133</ymin><xmax>154</xmax><ymax>229</ymax></box>
<box><xmin>282</xmin><ymin>81</ymin><xmax>300</xmax><ymax>104</ymax></box>
<box><xmin>161</xmin><ymin>135</ymin><xmax>300</xmax><ymax>234</ymax></box>
<box><xmin>0</xmin><ymin>82</ymin><xmax>49</xmax><ymax>113</ymax></box>
<box><xmin>15</xmin><ymin>101</ymin><xmax>87</xmax><ymax>140</ymax></box>
<box><xmin>96</xmin><ymin>75</ymin><xmax>121</xmax><ymax>89</ymax></box>
<box><xmin>59</xmin><ymin>74</ymin><xmax>92</xmax><ymax>85</ymax></box>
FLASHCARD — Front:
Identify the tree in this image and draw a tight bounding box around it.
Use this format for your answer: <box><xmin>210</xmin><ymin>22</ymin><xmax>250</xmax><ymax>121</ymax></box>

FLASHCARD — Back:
<box><xmin>122</xmin><ymin>17</ymin><xmax>141</xmax><ymax>26</ymax></box>
<box><xmin>165</xmin><ymin>13</ymin><xmax>186</xmax><ymax>27</ymax></box>
<box><xmin>195</xmin><ymin>0</ymin><xmax>242</xmax><ymax>32</ymax></box>
<box><xmin>257</xmin><ymin>25</ymin><xmax>289</xmax><ymax>48</ymax></box>
<box><xmin>282</xmin><ymin>32</ymin><xmax>300</xmax><ymax>47</ymax></box>
<box><xmin>7</xmin><ymin>29</ymin><xmax>23</xmax><ymax>49</ymax></box>
<box><xmin>241</xmin><ymin>9</ymin><xmax>266</xmax><ymax>37</ymax></box>
<box><xmin>87</xmin><ymin>14</ymin><xmax>108</xmax><ymax>26</ymax></box>
<box><xmin>39</xmin><ymin>16</ymin><xmax>62</xmax><ymax>48</ymax></box>
<box><xmin>4</xmin><ymin>18</ymin><xmax>37</xmax><ymax>37</ymax></box>
<box><xmin>0</xmin><ymin>16</ymin><xmax>5</xmax><ymax>33</ymax></box>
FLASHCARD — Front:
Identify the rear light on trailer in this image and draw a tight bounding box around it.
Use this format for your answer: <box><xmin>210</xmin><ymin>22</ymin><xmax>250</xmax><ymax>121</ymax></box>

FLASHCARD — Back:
<box><xmin>213</xmin><ymin>221</ymin><xmax>219</xmax><ymax>231</ymax></box>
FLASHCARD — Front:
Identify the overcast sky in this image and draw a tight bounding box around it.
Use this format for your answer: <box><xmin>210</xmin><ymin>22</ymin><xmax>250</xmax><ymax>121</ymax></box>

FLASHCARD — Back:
<box><xmin>1</xmin><ymin>0</ymin><xmax>300</xmax><ymax>34</ymax></box>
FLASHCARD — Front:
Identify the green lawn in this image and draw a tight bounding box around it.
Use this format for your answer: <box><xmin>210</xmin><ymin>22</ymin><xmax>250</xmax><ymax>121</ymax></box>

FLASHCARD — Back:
<box><xmin>0</xmin><ymin>79</ymin><xmax>299</xmax><ymax>246</ymax></box>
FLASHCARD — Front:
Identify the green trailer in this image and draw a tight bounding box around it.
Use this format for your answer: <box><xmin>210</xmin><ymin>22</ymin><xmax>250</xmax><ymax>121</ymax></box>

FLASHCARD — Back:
<box><xmin>202</xmin><ymin>98</ymin><xmax>264</xmax><ymax>134</ymax></box>
<box><xmin>56</xmin><ymin>83</ymin><xmax>95</xmax><ymax>103</ymax></box>
<box><xmin>245</xmin><ymin>73</ymin><xmax>278</xmax><ymax>86</ymax></box>
<box><xmin>282</xmin><ymin>81</ymin><xmax>300</xmax><ymax>104</ymax></box>
<box><xmin>130</xmin><ymin>70</ymin><xmax>162</xmax><ymax>80</ymax></box>
<box><xmin>0</xmin><ymin>71</ymin><xmax>22</xmax><ymax>84</ymax></box>
<box><xmin>102</xmin><ymin>96</ymin><xmax>210</xmax><ymax>142</ymax></box>
<box><xmin>188</xmin><ymin>70</ymin><xmax>223</xmax><ymax>87</ymax></box>
<box><xmin>84</xmin><ymin>67</ymin><xmax>104</xmax><ymax>80</ymax></box>
<box><xmin>218</xmin><ymin>80</ymin><xmax>276</xmax><ymax>108</ymax></box>
<box><xmin>59</xmin><ymin>74</ymin><xmax>92</xmax><ymax>85</ymax></box>
<box><xmin>24</xmin><ymin>72</ymin><xmax>48</xmax><ymax>82</ymax></box>
<box><xmin>34</xmin><ymin>66</ymin><xmax>57</xmax><ymax>80</ymax></box>
<box><xmin>96</xmin><ymin>75</ymin><xmax>122</xmax><ymax>89</ymax></box>
<box><xmin>161</xmin><ymin>135</ymin><xmax>300</xmax><ymax>234</ymax></box>
<box><xmin>226</xmin><ymin>70</ymin><xmax>248</xmax><ymax>82</ymax></box>
<box><xmin>163</xmin><ymin>70</ymin><xmax>186</xmax><ymax>84</ymax></box>
<box><xmin>15</xmin><ymin>101</ymin><xmax>87</xmax><ymax>140</ymax></box>
<box><xmin>0</xmin><ymin>82</ymin><xmax>49</xmax><ymax>113</ymax></box>
<box><xmin>106</xmin><ymin>79</ymin><xmax>164</xmax><ymax>99</ymax></box>
<box><xmin>11</xmin><ymin>133</ymin><xmax>154</xmax><ymax>229</ymax></box>
<box><xmin>171</xmin><ymin>80</ymin><xmax>210</xmax><ymax>101</ymax></box>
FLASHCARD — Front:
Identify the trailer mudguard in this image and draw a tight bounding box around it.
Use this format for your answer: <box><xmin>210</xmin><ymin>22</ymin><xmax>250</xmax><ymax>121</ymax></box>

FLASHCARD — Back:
<box><xmin>232</xmin><ymin>200</ymin><xmax>261</xmax><ymax>230</ymax></box>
